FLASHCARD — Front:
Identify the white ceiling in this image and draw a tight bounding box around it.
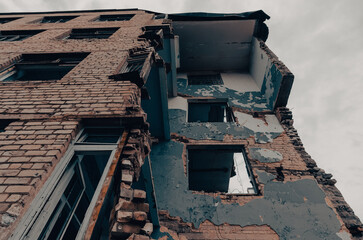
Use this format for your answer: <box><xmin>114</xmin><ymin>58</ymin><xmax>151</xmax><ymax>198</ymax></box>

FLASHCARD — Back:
<box><xmin>172</xmin><ymin>20</ymin><xmax>256</xmax><ymax>72</ymax></box>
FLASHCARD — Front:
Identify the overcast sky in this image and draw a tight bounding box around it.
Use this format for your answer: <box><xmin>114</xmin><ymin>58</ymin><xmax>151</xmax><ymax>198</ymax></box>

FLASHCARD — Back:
<box><xmin>1</xmin><ymin>0</ymin><xmax>362</xmax><ymax>221</ymax></box>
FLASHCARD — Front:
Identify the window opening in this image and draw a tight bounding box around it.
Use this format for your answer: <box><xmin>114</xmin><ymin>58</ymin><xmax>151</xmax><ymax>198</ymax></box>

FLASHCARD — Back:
<box><xmin>188</xmin><ymin>98</ymin><xmax>233</xmax><ymax>122</ymax></box>
<box><xmin>17</xmin><ymin>124</ymin><xmax>126</xmax><ymax>240</ymax></box>
<box><xmin>67</xmin><ymin>28</ymin><xmax>119</xmax><ymax>39</ymax></box>
<box><xmin>188</xmin><ymin>145</ymin><xmax>257</xmax><ymax>194</ymax></box>
<box><xmin>76</xmin><ymin>127</ymin><xmax>123</xmax><ymax>144</ymax></box>
<box><xmin>0</xmin><ymin>30</ymin><xmax>44</xmax><ymax>41</ymax></box>
<box><xmin>0</xmin><ymin>17</ymin><xmax>20</xmax><ymax>24</ymax></box>
<box><xmin>109</xmin><ymin>49</ymin><xmax>152</xmax><ymax>88</ymax></box>
<box><xmin>187</xmin><ymin>73</ymin><xmax>223</xmax><ymax>85</ymax></box>
<box><xmin>40</xmin><ymin>16</ymin><xmax>78</xmax><ymax>23</ymax></box>
<box><xmin>0</xmin><ymin>52</ymin><xmax>89</xmax><ymax>81</ymax></box>
<box><xmin>0</xmin><ymin>119</ymin><xmax>17</xmax><ymax>132</ymax></box>
<box><xmin>35</xmin><ymin>152</ymin><xmax>111</xmax><ymax>240</ymax></box>
<box><xmin>97</xmin><ymin>14</ymin><xmax>134</xmax><ymax>21</ymax></box>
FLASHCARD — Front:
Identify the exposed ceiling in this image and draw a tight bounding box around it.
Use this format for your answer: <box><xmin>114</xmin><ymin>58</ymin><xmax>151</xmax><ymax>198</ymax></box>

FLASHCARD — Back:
<box><xmin>172</xmin><ymin>20</ymin><xmax>256</xmax><ymax>72</ymax></box>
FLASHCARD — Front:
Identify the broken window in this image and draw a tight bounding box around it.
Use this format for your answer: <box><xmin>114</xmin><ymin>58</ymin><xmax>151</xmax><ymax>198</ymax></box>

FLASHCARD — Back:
<box><xmin>0</xmin><ymin>52</ymin><xmax>89</xmax><ymax>81</ymax></box>
<box><xmin>0</xmin><ymin>30</ymin><xmax>44</xmax><ymax>41</ymax></box>
<box><xmin>96</xmin><ymin>14</ymin><xmax>134</xmax><ymax>21</ymax></box>
<box><xmin>187</xmin><ymin>73</ymin><xmax>223</xmax><ymax>85</ymax></box>
<box><xmin>40</xmin><ymin>16</ymin><xmax>78</xmax><ymax>23</ymax></box>
<box><xmin>0</xmin><ymin>17</ymin><xmax>20</xmax><ymax>24</ymax></box>
<box><xmin>67</xmin><ymin>28</ymin><xmax>119</xmax><ymax>39</ymax></box>
<box><xmin>109</xmin><ymin>49</ymin><xmax>152</xmax><ymax>88</ymax></box>
<box><xmin>188</xmin><ymin>98</ymin><xmax>233</xmax><ymax>122</ymax></box>
<box><xmin>188</xmin><ymin>145</ymin><xmax>257</xmax><ymax>194</ymax></box>
<box><xmin>15</xmin><ymin>124</ymin><xmax>125</xmax><ymax>240</ymax></box>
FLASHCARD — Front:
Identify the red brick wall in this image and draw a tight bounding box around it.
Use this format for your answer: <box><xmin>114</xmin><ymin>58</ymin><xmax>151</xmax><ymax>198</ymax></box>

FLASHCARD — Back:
<box><xmin>0</xmin><ymin>10</ymin><xmax>159</xmax><ymax>239</ymax></box>
<box><xmin>0</xmin><ymin>119</ymin><xmax>79</xmax><ymax>238</ymax></box>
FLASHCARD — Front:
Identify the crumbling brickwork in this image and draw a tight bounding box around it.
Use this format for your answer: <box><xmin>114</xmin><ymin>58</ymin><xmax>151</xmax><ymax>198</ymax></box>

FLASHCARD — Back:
<box><xmin>111</xmin><ymin>129</ymin><xmax>152</xmax><ymax>239</ymax></box>
<box><xmin>0</xmin><ymin>10</ymin><xmax>157</xmax><ymax>240</ymax></box>
<box><xmin>276</xmin><ymin>107</ymin><xmax>363</xmax><ymax>238</ymax></box>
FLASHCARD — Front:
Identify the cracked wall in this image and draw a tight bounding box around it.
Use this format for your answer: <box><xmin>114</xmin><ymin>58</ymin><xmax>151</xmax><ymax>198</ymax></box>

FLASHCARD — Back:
<box><xmin>150</xmin><ymin>141</ymin><xmax>344</xmax><ymax>240</ymax></box>
<box><xmin>148</xmin><ymin>78</ymin><xmax>353</xmax><ymax>239</ymax></box>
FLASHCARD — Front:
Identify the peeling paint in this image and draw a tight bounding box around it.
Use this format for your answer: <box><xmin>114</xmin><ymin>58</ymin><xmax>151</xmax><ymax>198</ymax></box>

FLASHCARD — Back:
<box><xmin>249</xmin><ymin>37</ymin><xmax>284</xmax><ymax>109</ymax></box>
<box><xmin>150</xmin><ymin>141</ymin><xmax>342</xmax><ymax>240</ymax></box>
<box><xmin>235</xmin><ymin>112</ymin><xmax>283</xmax><ymax>134</ymax></box>
<box><xmin>249</xmin><ymin>148</ymin><xmax>283</xmax><ymax>163</ymax></box>
<box><xmin>261</xmin><ymin>62</ymin><xmax>283</xmax><ymax>109</ymax></box>
<box><xmin>256</xmin><ymin>170</ymin><xmax>276</xmax><ymax>184</ymax></box>
<box><xmin>177</xmin><ymin>78</ymin><xmax>269</xmax><ymax>111</ymax></box>
<box><xmin>169</xmin><ymin>109</ymin><xmax>282</xmax><ymax>143</ymax></box>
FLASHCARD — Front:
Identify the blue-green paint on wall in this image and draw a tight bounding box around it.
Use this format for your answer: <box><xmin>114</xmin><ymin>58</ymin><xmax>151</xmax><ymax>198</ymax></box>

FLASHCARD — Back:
<box><xmin>150</xmin><ymin>141</ymin><xmax>342</xmax><ymax>240</ymax></box>
<box><xmin>177</xmin><ymin>78</ymin><xmax>270</xmax><ymax>111</ymax></box>
<box><xmin>249</xmin><ymin>148</ymin><xmax>283</xmax><ymax>163</ymax></box>
<box><xmin>261</xmin><ymin>63</ymin><xmax>283</xmax><ymax>109</ymax></box>
<box><xmin>151</xmin><ymin>228</ymin><xmax>175</xmax><ymax>240</ymax></box>
<box><xmin>177</xmin><ymin>59</ymin><xmax>283</xmax><ymax>111</ymax></box>
<box><xmin>256</xmin><ymin>170</ymin><xmax>276</xmax><ymax>184</ymax></box>
<box><xmin>169</xmin><ymin>109</ymin><xmax>282</xmax><ymax>143</ymax></box>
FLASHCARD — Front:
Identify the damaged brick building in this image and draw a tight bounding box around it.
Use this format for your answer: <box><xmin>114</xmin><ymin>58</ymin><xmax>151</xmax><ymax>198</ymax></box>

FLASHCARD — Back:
<box><xmin>0</xmin><ymin>8</ymin><xmax>362</xmax><ymax>240</ymax></box>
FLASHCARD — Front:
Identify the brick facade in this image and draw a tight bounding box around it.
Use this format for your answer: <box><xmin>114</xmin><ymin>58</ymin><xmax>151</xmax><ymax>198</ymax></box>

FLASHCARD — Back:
<box><xmin>0</xmin><ymin>10</ymin><xmax>156</xmax><ymax>240</ymax></box>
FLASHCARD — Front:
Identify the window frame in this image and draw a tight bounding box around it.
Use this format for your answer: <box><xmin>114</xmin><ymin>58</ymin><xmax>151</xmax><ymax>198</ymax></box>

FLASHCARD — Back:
<box><xmin>187</xmin><ymin>98</ymin><xmax>234</xmax><ymax>123</ymax></box>
<box><xmin>75</xmin><ymin>126</ymin><xmax>124</xmax><ymax>145</ymax></box>
<box><xmin>66</xmin><ymin>27</ymin><xmax>119</xmax><ymax>40</ymax></box>
<box><xmin>0</xmin><ymin>30</ymin><xmax>44</xmax><ymax>41</ymax></box>
<box><xmin>0</xmin><ymin>17</ymin><xmax>20</xmax><ymax>24</ymax></box>
<box><xmin>40</xmin><ymin>16</ymin><xmax>78</xmax><ymax>23</ymax></box>
<box><xmin>9</xmin><ymin>127</ymin><xmax>127</xmax><ymax>240</ymax></box>
<box><xmin>187</xmin><ymin>144</ymin><xmax>258</xmax><ymax>195</ymax></box>
<box><xmin>0</xmin><ymin>52</ymin><xmax>89</xmax><ymax>82</ymax></box>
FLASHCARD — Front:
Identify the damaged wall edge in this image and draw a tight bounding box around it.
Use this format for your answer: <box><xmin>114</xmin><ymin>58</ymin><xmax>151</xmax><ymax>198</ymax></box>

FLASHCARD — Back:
<box><xmin>276</xmin><ymin>107</ymin><xmax>363</xmax><ymax>238</ymax></box>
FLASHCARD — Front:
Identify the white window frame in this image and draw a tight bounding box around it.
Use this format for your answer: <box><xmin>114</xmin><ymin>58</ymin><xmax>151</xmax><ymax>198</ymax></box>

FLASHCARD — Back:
<box><xmin>9</xmin><ymin>127</ymin><xmax>124</xmax><ymax>240</ymax></box>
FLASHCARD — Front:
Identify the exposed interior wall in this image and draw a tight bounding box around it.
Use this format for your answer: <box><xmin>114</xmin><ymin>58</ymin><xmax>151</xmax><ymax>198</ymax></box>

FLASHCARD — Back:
<box><xmin>150</xmin><ymin>141</ymin><xmax>343</xmax><ymax>239</ymax></box>
<box><xmin>177</xmin><ymin>73</ymin><xmax>259</xmax><ymax>92</ymax></box>
<box><xmin>221</xmin><ymin>73</ymin><xmax>259</xmax><ymax>92</ymax></box>
<box><xmin>249</xmin><ymin>36</ymin><xmax>268</xmax><ymax>90</ymax></box>
<box><xmin>176</xmin><ymin>77</ymin><xmax>269</xmax><ymax>111</ymax></box>
<box><xmin>154</xmin><ymin>51</ymin><xmax>353</xmax><ymax>238</ymax></box>
<box><xmin>249</xmin><ymin>37</ymin><xmax>283</xmax><ymax>109</ymax></box>
<box><xmin>173</xmin><ymin>27</ymin><xmax>292</xmax><ymax>111</ymax></box>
